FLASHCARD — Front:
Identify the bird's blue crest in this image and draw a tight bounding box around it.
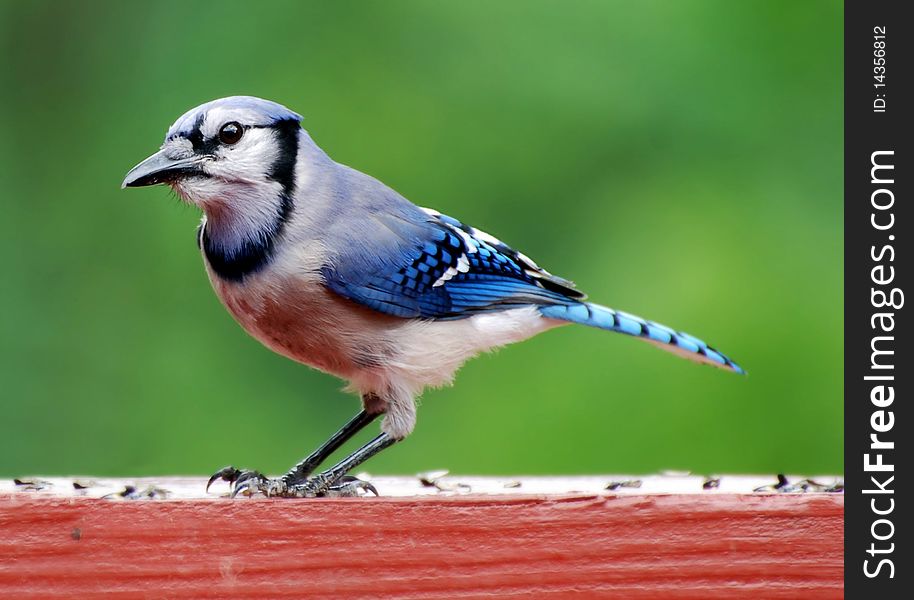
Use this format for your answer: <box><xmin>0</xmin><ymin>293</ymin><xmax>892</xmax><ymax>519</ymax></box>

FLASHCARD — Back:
<box><xmin>166</xmin><ymin>96</ymin><xmax>303</xmax><ymax>140</ymax></box>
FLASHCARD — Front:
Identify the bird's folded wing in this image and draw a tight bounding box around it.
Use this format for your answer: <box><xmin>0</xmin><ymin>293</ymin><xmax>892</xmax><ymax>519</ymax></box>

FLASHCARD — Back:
<box><xmin>321</xmin><ymin>209</ymin><xmax>585</xmax><ymax>319</ymax></box>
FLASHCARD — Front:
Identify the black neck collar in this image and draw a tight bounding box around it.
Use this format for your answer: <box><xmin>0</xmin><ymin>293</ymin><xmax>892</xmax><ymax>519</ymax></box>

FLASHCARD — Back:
<box><xmin>198</xmin><ymin>120</ymin><xmax>299</xmax><ymax>282</ymax></box>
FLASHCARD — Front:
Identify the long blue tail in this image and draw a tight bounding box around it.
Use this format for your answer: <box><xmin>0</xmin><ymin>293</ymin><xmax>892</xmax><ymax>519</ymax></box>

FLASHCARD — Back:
<box><xmin>540</xmin><ymin>302</ymin><xmax>745</xmax><ymax>374</ymax></box>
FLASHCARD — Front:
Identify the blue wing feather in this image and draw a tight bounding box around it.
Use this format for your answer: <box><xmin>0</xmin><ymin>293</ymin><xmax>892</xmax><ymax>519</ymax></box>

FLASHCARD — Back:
<box><xmin>321</xmin><ymin>209</ymin><xmax>583</xmax><ymax>319</ymax></box>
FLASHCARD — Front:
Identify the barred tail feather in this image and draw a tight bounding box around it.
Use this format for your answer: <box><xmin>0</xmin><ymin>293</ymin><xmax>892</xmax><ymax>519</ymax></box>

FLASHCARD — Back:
<box><xmin>539</xmin><ymin>302</ymin><xmax>745</xmax><ymax>374</ymax></box>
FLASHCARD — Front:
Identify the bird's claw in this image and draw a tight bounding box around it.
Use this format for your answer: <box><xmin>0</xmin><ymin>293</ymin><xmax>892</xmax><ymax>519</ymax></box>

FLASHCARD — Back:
<box><xmin>323</xmin><ymin>475</ymin><xmax>379</xmax><ymax>497</ymax></box>
<box><xmin>278</xmin><ymin>474</ymin><xmax>377</xmax><ymax>497</ymax></box>
<box><xmin>205</xmin><ymin>466</ymin><xmax>242</xmax><ymax>493</ymax></box>
<box><xmin>206</xmin><ymin>466</ymin><xmax>282</xmax><ymax>497</ymax></box>
<box><xmin>206</xmin><ymin>466</ymin><xmax>378</xmax><ymax>498</ymax></box>
<box><xmin>231</xmin><ymin>471</ymin><xmax>276</xmax><ymax>497</ymax></box>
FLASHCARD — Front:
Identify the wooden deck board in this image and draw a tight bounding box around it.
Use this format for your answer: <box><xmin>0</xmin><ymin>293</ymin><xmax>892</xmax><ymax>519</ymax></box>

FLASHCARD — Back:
<box><xmin>0</xmin><ymin>475</ymin><xmax>843</xmax><ymax>599</ymax></box>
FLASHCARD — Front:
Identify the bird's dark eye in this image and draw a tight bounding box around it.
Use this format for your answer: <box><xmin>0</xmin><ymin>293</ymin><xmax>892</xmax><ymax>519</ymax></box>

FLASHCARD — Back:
<box><xmin>218</xmin><ymin>122</ymin><xmax>244</xmax><ymax>145</ymax></box>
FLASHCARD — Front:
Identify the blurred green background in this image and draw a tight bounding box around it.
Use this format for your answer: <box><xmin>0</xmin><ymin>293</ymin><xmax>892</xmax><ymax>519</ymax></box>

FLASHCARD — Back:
<box><xmin>0</xmin><ymin>1</ymin><xmax>842</xmax><ymax>478</ymax></box>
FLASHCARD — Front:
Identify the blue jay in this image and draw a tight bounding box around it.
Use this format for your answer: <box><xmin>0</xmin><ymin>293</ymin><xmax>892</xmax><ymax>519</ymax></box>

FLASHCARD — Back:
<box><xmin>123</xmin><ymin>96</ymin><xmax>743</xmax><ymax>497</ymax></box>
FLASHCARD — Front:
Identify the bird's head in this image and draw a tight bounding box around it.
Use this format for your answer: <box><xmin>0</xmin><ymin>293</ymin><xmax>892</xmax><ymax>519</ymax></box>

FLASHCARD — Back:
<box><xmin>122</xmin><ymin>96</ymin><xmax>302</xmax><ymax>215</ymax></box>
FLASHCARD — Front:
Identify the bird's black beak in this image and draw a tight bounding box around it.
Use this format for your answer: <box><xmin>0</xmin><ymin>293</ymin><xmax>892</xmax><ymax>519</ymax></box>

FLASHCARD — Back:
<box><xmin>121</xmin><ymin>149</ymin><xmax>203</xmax><ymax>188</ymax></box>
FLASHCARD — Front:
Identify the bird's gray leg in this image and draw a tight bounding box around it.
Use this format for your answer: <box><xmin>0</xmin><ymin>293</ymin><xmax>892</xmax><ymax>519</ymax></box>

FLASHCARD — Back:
<box><xmin>287</xmin><ymin>432</ymin><xmax>399</xmax><ymax>497</ymax></box>
<box><xmin>207</xmin><ymin>396</ymin><xmax>383</xmax><ymax>496</ymax></box>
<box><xmin>281</xmin><ymin>408</ymin><xmax>380</xmax><ymax>483</ymax></box>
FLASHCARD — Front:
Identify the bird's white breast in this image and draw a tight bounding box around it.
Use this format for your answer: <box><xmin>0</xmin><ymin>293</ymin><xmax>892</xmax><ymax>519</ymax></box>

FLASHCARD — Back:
<box><xmin>206</xmin><ymin>245</ymin><xmax>400</xmax><ymax>382</ymax></box>
<box><xmin>205</xmin><ymin>243</ymin><xmax>562</xmax><ymax>391</ymax></box>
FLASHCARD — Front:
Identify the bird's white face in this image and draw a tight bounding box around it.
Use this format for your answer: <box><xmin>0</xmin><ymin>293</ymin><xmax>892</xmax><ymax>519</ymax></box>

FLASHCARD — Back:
<box><xmin>123</xmin><ymin>96</ymin><xmax>301</xmax><ymax>209</ymax></box>
<box><xmin>123</xmin><ymin>97</ymin><xmax>303</xmax><ymax>257</ymax></box>
<box><xmin>167</xmin><ymin>117</ymin><xmax>284</xmax><ymax>208</ymax></box>
<box><xmin>152</xmin><ymin>110</ymin><xmax>289</xmax><ymax>210</ymax></box>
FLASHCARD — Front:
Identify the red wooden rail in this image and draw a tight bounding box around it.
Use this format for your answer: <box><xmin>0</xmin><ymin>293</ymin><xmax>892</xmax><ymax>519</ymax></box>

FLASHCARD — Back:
<box><xmin>0</xmin><ymin>474</ymin><xmax>843</xmax><ymax>599</ymax></box>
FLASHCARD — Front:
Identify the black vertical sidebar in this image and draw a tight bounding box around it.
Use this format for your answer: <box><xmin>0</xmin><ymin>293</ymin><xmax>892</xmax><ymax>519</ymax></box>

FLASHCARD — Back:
<box><xmin>845</xmin><ymin>0</ymin><xmax>910</xmax><ymax>597</ymax></box>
